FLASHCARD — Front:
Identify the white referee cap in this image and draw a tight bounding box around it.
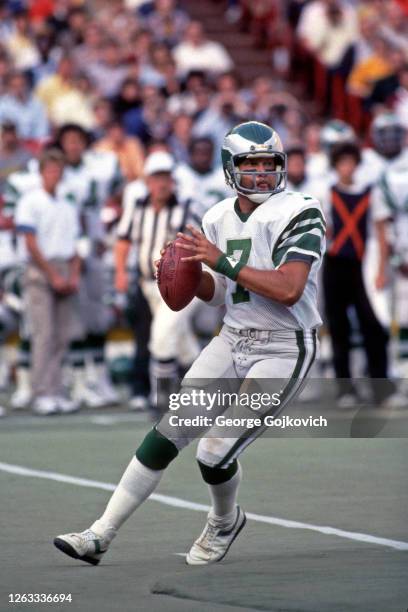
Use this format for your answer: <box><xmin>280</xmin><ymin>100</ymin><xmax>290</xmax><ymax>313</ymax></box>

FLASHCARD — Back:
<box><xmin>144</xmin><ymin>151</ymin><xmax>175</xmax><ymax>176</ymax></box>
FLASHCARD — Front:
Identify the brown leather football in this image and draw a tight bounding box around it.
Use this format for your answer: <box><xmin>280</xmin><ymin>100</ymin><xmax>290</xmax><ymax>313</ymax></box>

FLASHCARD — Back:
<box><xmin>157</xmin><ymin>238</ymin><xmax>202</xmax><ymax>311</ymax></box>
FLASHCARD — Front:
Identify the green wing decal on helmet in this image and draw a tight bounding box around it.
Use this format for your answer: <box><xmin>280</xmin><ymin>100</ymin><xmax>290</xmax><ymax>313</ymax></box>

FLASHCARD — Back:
<box><xmin>221</xmin><ymin>121</ymin><xmax>287</xmax><ymax>203</ymax></box>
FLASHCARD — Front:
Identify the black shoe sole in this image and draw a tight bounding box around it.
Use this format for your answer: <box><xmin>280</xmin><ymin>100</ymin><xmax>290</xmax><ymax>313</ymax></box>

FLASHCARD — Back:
<box><xmin>216</xmin><ymin>511</ymin><xmax>247</xmax><ymax>563</ymax></box>
<box><xmin>53</xmin><ymin>538</ymin><xmax>101</xmax><ymax>566</ymax></box>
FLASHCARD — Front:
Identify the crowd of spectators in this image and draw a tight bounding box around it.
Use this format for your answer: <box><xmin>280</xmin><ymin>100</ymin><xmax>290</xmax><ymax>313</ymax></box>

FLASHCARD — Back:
<box><xmin>0</xmin><ymin>0</ymin><xmax>239</xmax><ymax>148</ymax></box>
<box><xmin>0</xmin><ymin>1</ymin><xmax>406</xmax><ymax>154</ymax></box>
<box><xmin>238</xmin><ymin>0</ymin><xmax>408</xmax><ymax>133</ymax></box>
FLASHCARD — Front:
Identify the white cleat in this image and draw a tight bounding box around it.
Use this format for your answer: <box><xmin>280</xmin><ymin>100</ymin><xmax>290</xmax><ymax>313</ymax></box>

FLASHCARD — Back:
<box><xmin>380</xmin><ymin>392</ymin><xmax>407</xmax><ymax>409</ymax></box>
<box><xmin>186</xmin><ymin>506</ymin><xmax>246</xmax><ymax>566</ymax></box>
<box><xmin>10</xmin><ymin>388</ymin><xmax>31</xmax><ymax>410</ymax></box>
<box><xmin>53</xmin><ymin>529</ymin><xmax>110</xmax><ymax>566</ymax></box>
<box><xmin>72</xmin><ymin>385</ymin><xmax>107</xmax><ymax>408</ymax></box>
<box><xmin>32</xmin><ymin>396</ymin><xmax>59</xmax><ymax>416</ymax></box>
<box><xmin>336</xmin><ymin>392</ymin><xmax>360</xmax><ymax>410</ymax></box>
<box><xmin>55</xmin><ymin>396</ymin><xmax>81</xmax><ymax>414</ymax></box>
<box><xmin>128</xmin><ymin>395</ymin><xmax>149</xmax><ymax>412</ymax></box>
<box><xmin>94</xmin><ymin>379</ymin><xmax>120</xmax><ymax>406</ymax></box>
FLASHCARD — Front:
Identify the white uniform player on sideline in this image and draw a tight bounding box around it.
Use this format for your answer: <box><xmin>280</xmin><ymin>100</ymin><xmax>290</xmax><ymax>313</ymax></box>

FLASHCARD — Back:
<box><xmin>54</xmin><ymin>121</ymin><xmax>326</xmax><ymax>566</ymax></box>
<box><xmin>175</xmin><ymin>136</ymin><xmax>234</xmax><ymax>213</ymax></box>
<box><xmin>56</xmin><ymin>124</ymin><xmax>122</xmax><ymax>409</ymax></box>
<box><xmin>370</xmin><ymin>121</ymin><xmax>408</xmax><ymax>385</ymax></box>
<box><xmin>174</xmin><ymin>136</ymin><xmax>234</xmax><ymax>338</ymax></box>
<box><xmin>357</xmin><ymin>113</ymin><xmax>408</xmax><ymax>329</ymax></box>
<box><xmin>306</xmin><ymin>119</ymin><xmax>356</xmax><ymax>184</ymax></box>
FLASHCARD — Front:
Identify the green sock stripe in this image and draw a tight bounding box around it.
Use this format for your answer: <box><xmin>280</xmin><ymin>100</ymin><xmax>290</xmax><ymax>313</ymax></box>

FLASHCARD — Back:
<box><xmin>197</xmin><ymin>459</ymin><xmax>238</xmax><ymax>485</ymax></box>
<box><xmin>86</xmin><ymin>333</ymin><xmax>106</xmax><ymax>349</ymax></box>
<box><xmin>399</xmin><ymin>328</ymin><xmax>408</xmax><ymax>341</ymax></box>
<box><xmin>136</xmin><ymin>428</ymin><xmax>178</xmax><ymax>470</ymax></box>
<box><xmin>19</xmin><ymin>339</ymin><xmax>31</xmax><ymax>353</ymax></box>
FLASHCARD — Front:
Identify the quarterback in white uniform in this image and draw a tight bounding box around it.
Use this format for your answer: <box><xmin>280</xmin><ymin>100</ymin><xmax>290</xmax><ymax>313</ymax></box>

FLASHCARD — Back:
<box><xmin>54</xmin><ymin>121</ymin><xmax>326</xmax><ymax>567</ymax></box>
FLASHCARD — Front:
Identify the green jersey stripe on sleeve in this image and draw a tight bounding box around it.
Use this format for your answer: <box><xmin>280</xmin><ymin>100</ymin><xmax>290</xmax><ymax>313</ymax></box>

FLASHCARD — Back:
<box><xmin>280</xmin><ymin>220</ymin><xmax>326</xmax><ymax>241</ymax></box>
<box><xmin>272</xmin><ymin>208</ymin><xmax>326</xmax><ymax>267</ymax></box>
<box><xmin>273</xmin><ymin>233</ymin><xmax>322</xmax><ymax>267</ymax></box>
<box><xmin>277</xmin><ymin>208</ymin><xmax>326</xmax><ymax>242</ymax></box>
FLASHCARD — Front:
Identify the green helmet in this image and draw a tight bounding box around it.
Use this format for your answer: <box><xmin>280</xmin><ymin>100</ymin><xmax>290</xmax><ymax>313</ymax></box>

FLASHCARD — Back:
<box><xmin>221</xmin><ymin>121</ymin><xmax>286</xmax><ymax>203</ymax></box>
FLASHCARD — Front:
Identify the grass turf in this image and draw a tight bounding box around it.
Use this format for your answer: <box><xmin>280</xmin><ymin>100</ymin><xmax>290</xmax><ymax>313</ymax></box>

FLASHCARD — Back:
<box><xmin>0</xmin><ymin>415</ymin><xmax>407</xmax><ymax>612</ymax></box>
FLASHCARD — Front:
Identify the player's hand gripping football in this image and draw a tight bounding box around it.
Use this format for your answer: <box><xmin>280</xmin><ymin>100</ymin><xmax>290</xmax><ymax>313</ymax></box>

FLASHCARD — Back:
<box><xmin>176</xmin><ymin>225</ymin><xmax>222</xmax><ymax>269</ymax></box>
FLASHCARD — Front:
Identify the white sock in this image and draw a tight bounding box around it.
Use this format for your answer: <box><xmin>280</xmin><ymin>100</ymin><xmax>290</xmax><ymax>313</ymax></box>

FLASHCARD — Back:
<box><xmin>91</xmin><ymin>457</ymin><xmax>163</xmax><ymax>540</ymax></box>
<box><xmin>208</xmin><ymin>462</ymin><xmax>242</xmax><ymax>523</ymax></box>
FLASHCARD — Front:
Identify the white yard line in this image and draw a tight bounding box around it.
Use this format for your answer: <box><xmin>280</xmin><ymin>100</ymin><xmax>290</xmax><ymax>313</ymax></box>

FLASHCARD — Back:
<box><xmin>0</xmin><ymin>412</ymin><xmax>145</xmax><ymax>427</ymax></box>
<box><xmin>1</xmin><ymin>461</ymin><xmax>407</xmax><ymax>551</ymax></box>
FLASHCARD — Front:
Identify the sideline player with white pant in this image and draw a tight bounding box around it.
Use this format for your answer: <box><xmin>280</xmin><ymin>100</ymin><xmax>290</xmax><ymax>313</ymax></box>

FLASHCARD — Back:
<box><xmin>54</xmin><ymin>121</ymin><xmax>326</xmax><ymax>566</ymax></box>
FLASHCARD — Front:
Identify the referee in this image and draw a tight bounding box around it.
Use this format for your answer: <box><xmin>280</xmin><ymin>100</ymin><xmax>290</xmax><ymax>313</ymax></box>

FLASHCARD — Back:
<box><xmin>115</xmin><ymin>151</ymin><xmax>201</xmax><ymax>413</ymax></box>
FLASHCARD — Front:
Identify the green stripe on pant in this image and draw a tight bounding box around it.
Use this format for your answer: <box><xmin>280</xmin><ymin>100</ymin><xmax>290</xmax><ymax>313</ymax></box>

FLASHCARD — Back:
<box><xmin>215</xmin><ymin>330</ymin><xmax>316</xmax><ymax>468</ymax></box>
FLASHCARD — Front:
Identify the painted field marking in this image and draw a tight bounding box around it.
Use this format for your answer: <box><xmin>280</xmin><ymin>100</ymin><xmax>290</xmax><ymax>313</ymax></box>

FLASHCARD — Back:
<box><xmin>0</xmin><ymin>461</ymin><xmax>407</xmax><ymax>551</ymax></box>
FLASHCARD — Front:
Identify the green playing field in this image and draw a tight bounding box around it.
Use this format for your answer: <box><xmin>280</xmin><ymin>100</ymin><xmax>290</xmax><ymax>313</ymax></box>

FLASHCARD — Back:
<box><xmin>0</xmin><ymin>411</ymin><xmax>407</xmax><ymax>612</ymax></box>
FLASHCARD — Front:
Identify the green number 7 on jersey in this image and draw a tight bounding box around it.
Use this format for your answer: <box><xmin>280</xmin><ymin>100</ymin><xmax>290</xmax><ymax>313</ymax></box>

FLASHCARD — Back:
<box><xmin>226</xmin><ymin>238</ymin><xmax>252</xmax><ymax>304</ymax></box>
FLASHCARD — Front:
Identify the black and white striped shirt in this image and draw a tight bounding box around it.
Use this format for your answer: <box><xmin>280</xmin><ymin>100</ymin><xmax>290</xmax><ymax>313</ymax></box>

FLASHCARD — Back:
<box><xmin>117</xmin><ymin>180</ymin><xmax>201</xmax><ymax>281</ymax></box>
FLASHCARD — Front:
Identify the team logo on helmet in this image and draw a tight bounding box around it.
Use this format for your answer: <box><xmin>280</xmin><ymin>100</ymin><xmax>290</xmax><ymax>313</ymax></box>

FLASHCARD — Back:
<box><xmin>371</xmin><ymin>113</ymin><xmax>405</xmax><ymax>159</ymax></box>
<box><xmin>320</xmin><ymin>120</ymin><xmax>356</xmax><ymax>153</ymax></box>
<box><xmin>221</xmin><ymin>121</ymin><xmax>287</xmax><ymax>203</ymax></box>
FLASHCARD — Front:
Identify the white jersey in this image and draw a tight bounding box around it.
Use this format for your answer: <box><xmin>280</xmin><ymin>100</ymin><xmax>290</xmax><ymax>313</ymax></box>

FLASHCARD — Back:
<box><xmin>306</xmin><ymin>151</ymin><xmax>331</xmax><ymax>183</ymax></box>
<box><xmin>371</xmin><ymin>153</ymin><xmax>408</xmax><ymax>263</ymax></box>
<box><xmin>15</xmin><ymin>186</ymin><xmax>80</xmax><ymax>261</ymax></box>
<box><xmin>175</xmin><ymin>164</ymin><xmax>234</xmax><ymax>214</ymax></box>
<box><xmin>286</xmin><ymin>176</ymin><xmax>327</xmax><ymax>204</ymax></box>
<box><xmin>3</xmin><ymin>169</ymin><xmax>40</xmax><ymax>214</ymax></box>
<box><xmin>26</xmin><ymin>156</ymin><xmax>114</xmax><ymax>243</ymax></box>
<box><xmin>203</xmin><ymin>191</ymin><xmax>326</xmax><ymax>331</ymax></box>
<box><xmin>82</xmin><ymin>150</ymin><xmax>123</xmax><ymax>246</ymax></box>
<box><xmin>307</xmin><ymin>147</ymin><xmax>408</xmax><ymax>191</ymax></box>
<box><xmin>3</xmin><ymin>165</ymin><xmax>89</xmax><ymax>263</ymax></box>
<box><xmin>370</xmin><ymin>151</ymin><xmax>408</xmax><ymax>327</ymax></box>
<box><xmin>1</xmin><ymin>170</ymin><xmax>40</xmax><ymax>268</ymax></box>
<box><xmin>83</xmin><ymin>150</ymin><xmax>123</xmax><ymax>205</ymax></box>
<box><xmin>10</xmin><ymin>160</ymin><xmax>91</xmax><ymax>211</ymax></box>
<box><xmin>357</xmin><ymin>147</ymin><xmax>408</xmax><ymax>188</ymax></box>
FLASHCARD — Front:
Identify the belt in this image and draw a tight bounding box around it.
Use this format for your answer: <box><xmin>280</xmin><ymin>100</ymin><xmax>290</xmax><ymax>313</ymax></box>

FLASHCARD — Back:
<box><xmin>225</xmin><ymin>325</ymin><xmax>317</xmax><ymax>341</ymax></box>
<box><xmin>225</xmin><ymin>326</ymin><xmax>273</xmax><ymax>340</ymax></box>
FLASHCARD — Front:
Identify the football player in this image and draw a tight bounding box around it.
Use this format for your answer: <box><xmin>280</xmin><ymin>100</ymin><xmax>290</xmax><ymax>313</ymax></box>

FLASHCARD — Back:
<box><xmin>56</xmin><ymin>124</ymin><xmax>122</xmax><ymax>409</ymax></box>
<box><xmin>358</xmin><ymin>112</ymin><xmax>408</xmax><ymax>188</ymax></box>
<box><xmin>175</xmin><ymin>136</ymin><xmax>234</xmax><ymax>214</ymax></box>
<box><xmin>306</xmin><ymin>119</ymin><xmax>356</xmax><ymax>183</ymax></box>
<box><xmin>371</xmin><ymin>117</ymin><xmax>408</xmax><ymax>389</ymax></box>
<box><xmin>54</xmin><ymin>121</ymin><xmax>326</xmax><ymax>566</ymax></box>
<box><xmin>357</xmin><ymin>113</ymin><xmax>408</xmax><ymax>332</ymax></box>
<box><xmin>0</xmin><ymin>200</ymin><xmax>20</xmax><ymax>409</ymax></box>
